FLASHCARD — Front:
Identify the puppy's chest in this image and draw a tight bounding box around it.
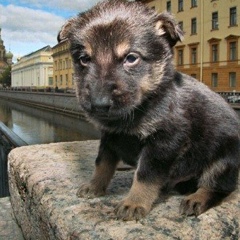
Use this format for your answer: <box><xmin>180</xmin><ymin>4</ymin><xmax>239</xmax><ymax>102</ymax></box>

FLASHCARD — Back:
<box><xmin>129</xmin><ymin>110</ymin><xmax>182</xmax><ymax>139</ymax></box>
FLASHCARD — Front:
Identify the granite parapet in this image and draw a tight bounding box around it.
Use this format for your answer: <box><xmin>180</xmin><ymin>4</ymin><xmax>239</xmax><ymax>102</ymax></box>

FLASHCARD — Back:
<box><xmin>8</xmin><ymin>140</ymin><xmax>240</xmax><ymax>240</ymax></box>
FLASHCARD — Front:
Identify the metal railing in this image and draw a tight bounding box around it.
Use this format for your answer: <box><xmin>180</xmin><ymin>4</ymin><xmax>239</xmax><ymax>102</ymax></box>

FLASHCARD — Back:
<box><xmin>0</xmin><ymin>122</ymin><xmax>27</xmax><ymax>197</ymax></box>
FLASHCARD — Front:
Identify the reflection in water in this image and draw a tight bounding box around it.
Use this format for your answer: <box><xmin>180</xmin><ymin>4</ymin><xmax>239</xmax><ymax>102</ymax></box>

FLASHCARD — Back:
<box><xmin>0</xmin><ymin>98</ymin><xmax>100</xmax><ymax>145</ymax></box>
<box><xmin>1</xmin><ymin>98</ymin><xmax>240</xmax><ymax>145</ymax></box>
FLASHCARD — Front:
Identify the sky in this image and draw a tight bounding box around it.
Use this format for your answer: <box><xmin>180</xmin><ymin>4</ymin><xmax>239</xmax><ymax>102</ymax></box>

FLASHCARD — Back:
<box><xmin>0</xmin><ymin>0</ymin><xmax>100</xmax><ymax>62</ymax></box>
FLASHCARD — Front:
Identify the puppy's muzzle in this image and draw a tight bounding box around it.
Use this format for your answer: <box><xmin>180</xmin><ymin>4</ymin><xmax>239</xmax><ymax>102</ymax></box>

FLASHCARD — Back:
<box><xmin>91</xmin><ymin>94</ymin><xmax>113</xmax><ymax>114</ymax></box>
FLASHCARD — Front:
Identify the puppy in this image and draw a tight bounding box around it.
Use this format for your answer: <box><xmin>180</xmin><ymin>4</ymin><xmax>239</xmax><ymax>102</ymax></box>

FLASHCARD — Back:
<box><xmin>58</xmin><ymin>0</ymin><xmax>240</xmax><ymax>220</ymax></box>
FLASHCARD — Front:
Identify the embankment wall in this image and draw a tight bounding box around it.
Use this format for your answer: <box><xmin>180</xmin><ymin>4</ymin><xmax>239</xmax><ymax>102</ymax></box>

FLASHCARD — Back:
<box><xmin>0</xmin><ymin>90</ymin><xmax>83</xmax><ymax>117</ymax></box>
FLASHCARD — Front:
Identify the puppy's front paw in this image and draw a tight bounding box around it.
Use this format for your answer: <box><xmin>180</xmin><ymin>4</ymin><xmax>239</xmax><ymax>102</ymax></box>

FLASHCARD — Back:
<box><xmin>180</xmin><ymin>198</ymin><xmax>206</xmax><ymax>216</ymax></box>
<box><xmin>179</xmin><ymin>188</ymin><xmax>211</xmax><ymax>216</ymax></box>
<box><xmin>77</xmin><ymin>182</ymin><xmax>106</xmax><ymax>198</ymax></box>
<box><xmin>114</xmin><ymin>199</ymin><xmax>151</xmax><ymax>221</ymax></box>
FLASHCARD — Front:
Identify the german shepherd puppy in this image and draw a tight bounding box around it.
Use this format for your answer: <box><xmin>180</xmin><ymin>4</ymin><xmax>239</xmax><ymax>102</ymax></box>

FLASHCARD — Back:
<box><xmin>58</xmin><ymin>0</ymin><xmax>240</xmax><ymax>220</ymax></box>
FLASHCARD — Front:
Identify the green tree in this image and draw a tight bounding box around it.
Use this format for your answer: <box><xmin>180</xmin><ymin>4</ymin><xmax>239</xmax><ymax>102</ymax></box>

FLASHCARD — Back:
<box><xmin>0</xmin><ymin>66</ymin><xmax>11</xmax><ymax>87</ymax></box>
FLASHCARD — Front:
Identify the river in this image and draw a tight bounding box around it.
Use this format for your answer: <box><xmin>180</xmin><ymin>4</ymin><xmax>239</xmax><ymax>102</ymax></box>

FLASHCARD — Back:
<box><xmin>0</xmin><ymin>98</ymin><xmax>100</xmax><ymax>145</ymax></box>
<box><xmin>1</xmin><ymin>98</ymin><xmax>240</xmax><ymax>145</ymax></box>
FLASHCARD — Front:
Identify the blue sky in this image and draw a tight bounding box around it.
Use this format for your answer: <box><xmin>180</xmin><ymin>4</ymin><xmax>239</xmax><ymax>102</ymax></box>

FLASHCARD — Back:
<box><xmin>0</xmin><ymin>0</ymin><xmax>100</xmax><ymax>62</ymax></box>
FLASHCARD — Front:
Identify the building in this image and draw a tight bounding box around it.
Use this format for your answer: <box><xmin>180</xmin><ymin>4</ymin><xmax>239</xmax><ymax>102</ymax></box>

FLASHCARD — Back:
<box><xmin>52</xmin><ymin>39</ymin><xmax>74</xmax><ymax>90</ymax></box>
<box><xmin>0</xmin><ymin>28</ymin><xmax>13</xmax><ymax>77</ymax></box>
<box><xmin>139</xmin><ymin>0</ymin><xmax>240</xmax><ymax>93</ymax></box>
<box><xmin>11</xmin><ymin>46</ymin><xmax>53</xmax><ymax>88</ymax></box>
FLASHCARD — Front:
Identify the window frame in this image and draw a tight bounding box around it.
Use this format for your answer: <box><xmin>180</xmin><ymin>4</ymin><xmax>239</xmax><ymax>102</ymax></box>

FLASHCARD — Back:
<box><xmin>229</xmin><ymin>72</ymin><xmax>237</xmax><ymax>88</ymax></box>
<box><xmin>212</xmin><ymin>11</ymin><xmax>219</xmax><ymax>30</ymax></box>
<box><xmin>191</xmin><ymin>47</ymin><xmax>197</xmax><ymax>64</ymax></box>
<box><xmin>178</xmin><ymin>21</ymin><xmax>183</xmax><ymax>31</ymax></box>
<box><xmin>167</xmin><ymin>1</ymin><xmax>171</xmax><ymax>12</ymax></box>
<box><xmin>191</xmin><ymin>18</ymin><xmax>197</xmax><ymax>35</ymax></box>
<box><xmin>211</xmin><ymin>73</ymin><xmax>218</xmax><ymax>88</ymax></box>
<box><xmin>229</xmin><ymin>41</ymin><xmax>237</xmax><ymax>61</ymax></box>
<box><xmin>191</xmin><ymin>0</ymin><xmax>197</xmax><ymax>8</ymax></box>
<box><xmin>177</xmin><ymin>49</ymin><xmax>184</xmax><ymax>66</ymax></box>
<box><xmin>178</xmin><ymin>0</ymin><xmax>183</xmax><ymax>12</ymax></box>
<box><xmin>230</xmin><ymin>7</ymin><xmax>237</xmax><ymax>26</ymax></box>
<box><xmin>211</xmin><ymin>43</ymin><xmax>219</xmax><ymax>62</ymax></box>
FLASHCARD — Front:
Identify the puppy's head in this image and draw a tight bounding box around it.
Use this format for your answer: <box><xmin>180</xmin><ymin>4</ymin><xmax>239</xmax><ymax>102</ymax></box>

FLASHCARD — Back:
<box><xmin>58</xmin><ymin>0</ymin><xmax>183</xmax><ymax>127</ymax></box>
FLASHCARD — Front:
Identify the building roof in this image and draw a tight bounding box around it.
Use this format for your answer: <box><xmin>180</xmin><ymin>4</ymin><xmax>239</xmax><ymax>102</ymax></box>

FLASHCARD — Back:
<box><xmin>52</xmin><ymin>39</ymin><xmax>68</xmax><ymax>49</ymax></box>
<box><xmin>22</xmin><ymin>45</ymin><xmax>52</xmax><ymax>59</ymax></box>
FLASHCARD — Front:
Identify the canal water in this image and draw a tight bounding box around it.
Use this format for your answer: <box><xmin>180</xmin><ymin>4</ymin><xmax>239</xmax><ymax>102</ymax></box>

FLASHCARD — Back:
<box><xmin>0</xmin><ymin>98</ymin><xmax>240</xmax><ymax>145</ymax></box>
<box><xmin>0</xmin><ymin>98</ymin><xmax>100</xmax><ymax>145</ymax></box>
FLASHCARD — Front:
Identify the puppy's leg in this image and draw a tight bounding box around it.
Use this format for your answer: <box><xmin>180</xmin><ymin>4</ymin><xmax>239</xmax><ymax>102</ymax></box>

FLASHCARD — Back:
<box><xmin>77</xmin><ymin>144</ymin><xmax>119</xmax><ymax>198</ymax></box>
<box><xmin>115</xmin><ymin>168</ymin><xmax>161</xmax><ymax>221</ymax></box>
<box><xmin>179</xmin><ymin>188</ymin><xmax>229</xmax><ymax>216</ymax></box>
<box><xmin>180</xmin><ymin>160</ymin><xmax>239</xmax><ymax>216</ymax></box>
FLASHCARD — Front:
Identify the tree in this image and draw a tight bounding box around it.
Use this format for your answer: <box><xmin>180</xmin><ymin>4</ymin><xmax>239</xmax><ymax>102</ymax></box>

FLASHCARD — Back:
<box><xmin>0</xmin><ymin>66</ymin><xmax>11</xmax><ymax>87</ymax></box>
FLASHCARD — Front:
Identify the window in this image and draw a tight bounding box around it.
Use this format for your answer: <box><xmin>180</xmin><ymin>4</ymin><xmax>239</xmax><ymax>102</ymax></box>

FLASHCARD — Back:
<box><xmin>191</xmin><ymin>47</ymin><xmax>197</xmax><ymax>64</ymax></box>
<box><xmin>65</xmin><ymin>58</ymin><xmax>69</xmax><ymax>68</ymax></box>
<box><xmin>60</xmin><ymin>75</ymin><xmax>63</xmax><ymax>85</ymax></box>
<box><xmin>211</xmin><ymin>73</ymin><xmax>218</xmax><ymax>87</ymax></box>
<box><xmin>48</xmin><ymin>77</ymin><xmax>53</xmax><ymax>85</ymax></box>
<box><xmin>230</xmin><ymin>7</ymin><xmax>237</xmax><ymax>26</ymax></box>
<box><xmin>229</xmin><ymin>41</ymin><xmax>237</xmax><ymax>60</ymax></box>
<box><xmin>191</xmin><ymin>0</ymin><xmax>197</xmax><ymax>8</ymax></box>
<box><xmin>191</xmin><ymin>18</ymin><xmax>197</xmax><ymax>34</ymax></box>
<box><xmin>178</xmin><ymin>0</ymin><xmax>183</xmax><ymax>12</ymax></box>
<box><xmin>211</xmin><ymin>44</ymin><xmax>219</xmax><ymax>62</ymax></box>
<box><xmin>212</xmin><ymin>12</ymin><xmax>218</xmax><ymax>30</ymax></box>
<box><xmin>72</xmin><ymin>73</ymin><xmax>75</xmax><ymax>85</ymax></box>
<box><xmin>177</xmin><ymin>49</ymin><xmax>184</xmax><ymax>65</ymax></box>
<box><xmin>229</xmin><ymin>72</ymin><xmax>236</xmax><ymax>87</ymax></box>
<box><xmin>167</xmin><ymin>1</ymin><xmax>171</xmax><ymax>12</ymax></box>
<box><xmin>178</xmin><ymin>21</ymin><xmax>183</xmax><ymax>31</ymax></box>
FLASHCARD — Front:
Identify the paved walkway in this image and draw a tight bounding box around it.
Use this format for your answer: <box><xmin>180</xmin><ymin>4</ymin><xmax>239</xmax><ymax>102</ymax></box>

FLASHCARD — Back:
<box><xmin>0</xmin><ymin>197</ymin><xmax>24</xmax><ymax>240</ymax></box>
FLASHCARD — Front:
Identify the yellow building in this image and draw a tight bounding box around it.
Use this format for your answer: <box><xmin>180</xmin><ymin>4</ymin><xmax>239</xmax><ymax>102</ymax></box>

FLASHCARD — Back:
<box><xmin>139</xmin><ymin>0</ymin><xmax>240</xmax><ymax>93</ymax></box>
<box><xmin>52</xmin><ymin>40</ymin><xmax>74</xmax><ymax>90</ymax></box>
<box><xmin>11</xmin><ymin>46</ymin><xmax>53</xmax><ymax>88</ymax></box>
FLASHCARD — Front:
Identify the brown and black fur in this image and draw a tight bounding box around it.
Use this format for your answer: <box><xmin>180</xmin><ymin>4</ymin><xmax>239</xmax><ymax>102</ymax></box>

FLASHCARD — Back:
<box><xmin>58</xmin><ymin>0</ymin><xmax>240</xmax><ymax>220</ymax></box>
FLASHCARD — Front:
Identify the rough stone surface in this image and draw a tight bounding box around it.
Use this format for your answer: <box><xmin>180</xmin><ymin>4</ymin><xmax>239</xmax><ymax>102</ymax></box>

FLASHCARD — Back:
<box><xmin>8</xmin><ymin>140</ymin><xmax>240</xmax><ymax>240</ymax></box>
<box><xmin>0</xmin><ymin>197</ymin><xmax>24</xmax><ymax>240</ymax></box>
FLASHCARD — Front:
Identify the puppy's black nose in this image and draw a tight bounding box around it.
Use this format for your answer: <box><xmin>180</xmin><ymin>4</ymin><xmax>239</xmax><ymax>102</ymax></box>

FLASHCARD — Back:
<box><xmin>91</xmin><ymin>96</ymin><xmax>112</xmax><ymax>113</ymax></box>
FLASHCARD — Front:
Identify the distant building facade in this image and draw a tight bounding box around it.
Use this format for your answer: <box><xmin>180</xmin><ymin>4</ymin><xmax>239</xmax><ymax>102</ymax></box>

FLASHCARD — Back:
<box><xmin>0</xmin><ymin>28</ymin><xmax>13</xmax><ymax>77</ymax></box>
<box><xmin>139</xmin><ymin>0</ymin><xmax>240</xmax><ymax>93</ymax></box>
<box><xmin>11</xmin><ymin>46</ymin><xmax>53</xmax><ymax>88</ymax></box>
<box><xmin>52</xmin><ymin>40</ymin><xmax>74</xmax><ymax>89</ymax></box>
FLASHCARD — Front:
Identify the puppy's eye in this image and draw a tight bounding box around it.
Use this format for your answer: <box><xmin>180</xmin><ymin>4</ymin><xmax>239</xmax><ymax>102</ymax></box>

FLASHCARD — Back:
<box><xmin>124</xmin><ymin>53</ymin><xmax>140</xmax><ymax>67</ymax></box>
<box><xmin>79</xmin><ymin>55</ymin><xmax>91</xmax><ymax>66</ymax></box>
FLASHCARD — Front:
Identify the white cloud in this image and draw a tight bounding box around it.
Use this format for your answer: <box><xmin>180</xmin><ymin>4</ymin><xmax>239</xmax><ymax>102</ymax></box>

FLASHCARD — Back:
<box><xmin>48</xmin><ymin>0</ymin><xmax>101</xmax><ymax>12</ymax></box>
<box><xmin>1</xmin><ymin>4</ymin><xmax>65</xmax><ymax>41</ymax></box>
<box><xmin>3</xmin><ymin>0</ymin><xmax>101</xmax><ymax>13</ymax></box>
<box><xmin>0</xmin><ymin>1</ymin><xmax>101</xmax><ymax>62</ymax></box>
<box><xmin>0</xmin><ymin>4</ymin><xmax>66</xmax><ymax>61</ymax></box>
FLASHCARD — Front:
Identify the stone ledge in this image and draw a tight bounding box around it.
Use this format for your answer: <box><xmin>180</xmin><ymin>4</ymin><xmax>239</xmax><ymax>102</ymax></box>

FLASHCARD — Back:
<box><xmin>8</xmin><ymin>141</ymin><xmax>240</xmax><ymax>240</ymax></box>
<box><xmin>0</xmin><ymin>197</ymin><xmax>24</xmax><ymax>240</ymax></box>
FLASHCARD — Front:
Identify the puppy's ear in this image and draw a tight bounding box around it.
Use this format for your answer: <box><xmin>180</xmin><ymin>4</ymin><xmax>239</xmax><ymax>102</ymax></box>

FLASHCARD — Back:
<box><xmin>155</xmin><ymin>12</ymin><xmax>184</xmax><ymax>47</ymax></box>
<box><xmin>57</xmin><ymin>18</ymin><xmax>76</xmax><ymax>43</ymax></box>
